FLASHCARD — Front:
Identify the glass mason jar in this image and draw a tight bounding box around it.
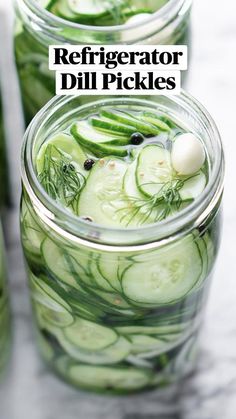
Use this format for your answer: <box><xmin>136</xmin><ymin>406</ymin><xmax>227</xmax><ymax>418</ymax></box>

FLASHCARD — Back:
<box><xmin>14</xmin><ymin>0</ymin><xmax>192</xmax><ymax>125</ymax></box>
<box><xmin>0</xmin><ymin>87</ymin><xmax>9</xmax><ymax>208</ymax></box>
<box><xmin>20</xmin><ymin>93</ymin><xmax>224</xmax><ymax>394</ymax></box>
<box><xmin>0</xmin><ymin>222</ymin><xmax>10</xmax><ymax>374</ymax></box>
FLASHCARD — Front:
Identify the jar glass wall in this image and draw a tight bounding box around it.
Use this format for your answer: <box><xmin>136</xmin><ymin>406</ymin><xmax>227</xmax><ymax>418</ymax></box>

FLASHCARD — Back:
<box><xmin>20</xmin><ymin>93</ymin><xmax>224</xmax><ymax>393</ymax></box>
<box><xmin>0</xmin><ymin>222</ymin><xmax>10</xmax><ymax>375</ymax></box>
<box><xmin>14</xmin><ymin>0</ymin><xmax>192</xmax><ymax>125</ymax></box>
<box><xmin>0</xmin><ymin>87</ymin><xmax>9</xmax><ymax>208</ymax></box>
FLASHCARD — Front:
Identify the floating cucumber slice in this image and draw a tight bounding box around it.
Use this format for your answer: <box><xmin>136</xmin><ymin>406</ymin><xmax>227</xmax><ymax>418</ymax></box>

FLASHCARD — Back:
<box><xmin>68</xmin><ymin>364</ymin><xmax>153</xmax><ymax>391</ymax></box>
<box><xmin>78</xmin><ymin>157</ymin><xmax>129</xmax><ymax>227</ymax></box>
<box><xmin>50</xmin><ymin>0</ymin><xmax>80</xmax><ymax>21</ymax></box>
<box><xmin>68</xmin><ymin>0</ymin><xmax>116</xmax><ymax>16</ymax></box>
<box><xmin>123</xmin><ymin>160</ymin><xmax>145</xmax><ymax>202</ymax></box>
<box><xmin>63</xmin><ymin>318</ymin><xmax>118</xmax><ymax>351</ymax></box>
<box><xmin>30</xmin><ymin>273</ymin><xmax>74</xmax><ymax>327</ymax></box>
<box><xmin>90</xmin><ymin>117</ymin><xmax>135</xmax><ymax>136</ymax></box>
<box><xmin>122</xmin><ymin>237</ymin><xmax>202</xmax><ymax>306</ymax></box>
<box><xmin>60</xmin><ymin>335</ymin><xmax>131</xmax><ymax>365</ymax></box>
<box><xmin>123</xmin><ymin>160</ymin><xmax>164</xmax><ymax>224</ymax></box>
<box><xmin>140</xmin><ymin>112</ymin><xmax>171</xmax><ymax>132</ymax></box>
<box><xmin>42</xmin><ymin>238</ymin><xmax>91</xmax><ymax>288</ymax></box>
<box><xmin>179</xmin><ymin>171</ymin><xmax>207</xmax><ymax>201</ymax></box>
<box><xmin>36</xmin><ymin>132</ymin><xmax>87</xmax><ymax>175</ymax></box>
<box><xmin>71</xmin><ymin>121</ymin><xmax>129</xmax><ymax>157</ymax></box>
<box><xmin>100</xmin><ymin>109</ymin><xmax>159</xmax><ymax>136</ymax></box>
<box><xmin>136</xmin><ymin>145</ymin><xmax>172</xmax><ymax>197</ymax></box>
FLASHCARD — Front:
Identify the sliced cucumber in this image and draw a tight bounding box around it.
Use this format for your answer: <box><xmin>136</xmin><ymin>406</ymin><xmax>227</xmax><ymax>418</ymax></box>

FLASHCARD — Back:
<box><xmin>30</xmin><ymin>273</ymin><xmax>74</xmax><ymax>327</ymax></box>
<box><xmin>98</xmin><ymin>254</ymin><xmax>129</xmax><ymax>292</ymax></box>
<box><xmin>122</xmin><ymin>236</ymin><xmax>202</xmax><ymax>306</ymax></box>
<box><xmin>94</xmin><ymin>289</ymin><xmax>131</xmax><ymax>310</ymax></box>
<box><xmin>89</xmin><ymin>257</ymin><xmax>114</xmax><ymax>291</ymax></box>
<box><xmin>116</xmin><ymin>323</ymin><xmax>189</xmax><ymax>336</ymax></box>
<box><xmin>78</xmin><ymin>157</ymin><xmax>130</xmax><ymax>227</ymax></box>
<box><xmin>100</xmin><ymin>109</ymin><xmax>159</xmax><ymax>136</ymax></box>
<box><xmin>36</xmin><ymin>132</ymin><xmax>87</xmax><ymax>175</ymax></box>
<box><xmin>38</xmin><ymin>0</ymin><xmax>55</xmax><ymax>8</ymax></box>
<box><xmin>90</xmin><ymin>117</ymin><xmax>135</xmax><ymax>136</ymax></box>
<box><xmin>42</xmin><ymin>238</ymin><xmax>91</xmax><ymax>288</ymax></box>
<box><xmin>179</xmin><ymin>171</ymin><xmax>207</xmax><ymax>201</ymax></box>
<box><xmin>68</xmin><ymin>364</ymin><xmax>153</xmax><ymax>391</ymax></box>
<box><xmin>63</xmin><ymin>318</ymin><xmax>118</xmax><ymax>351</ymax></box>
<box><xmin>136</xmin><ymin>145</ymin><xmax>172</xmax><ymax>197</ymax></box>
<box><xmin>140</xmin><ymin>112</ymin><xmax>171</xmax><ymax>132</ymax></box>
<box><xmin>68</xmin><ymin>0</ymin><xmax>114</xmax><ymax>16</ymax></box>
<box><xmin>123</xmin><ymin>160</ymin><xmax>164</xmax><ymax>225</ymax></box>
<box><xmin>50</xmin><ymin>0</ymin><xmax>81</xmax><ymax>21</ymax></box>
<box><xmin>21</xmin><ymin>198</ymin><xmax>45</xmax><ymax>256</ymax></box>
<box><xmin>60</xmin><ymin>335</ymin><xmax>131</xmax><ymax>365</ymax></box>
<box><xmin>130</xmin><ymin>335</ymin><xmax>168</xmax><ymax>354</ymax></box>
<box><xmin>71</xmin><ymin>121</ymin><xmax>129</xmax><ymax>157</ymax></box>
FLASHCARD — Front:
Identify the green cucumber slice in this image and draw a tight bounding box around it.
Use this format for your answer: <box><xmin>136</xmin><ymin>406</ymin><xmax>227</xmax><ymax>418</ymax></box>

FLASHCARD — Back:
<box><xmin>136</xmin><ymin>144</ymin><xmax>172</xmax><ymax>197</ymax></box>
<box><xmin>116</xmin><ymin>323</ymin><xmax>189</xmax><ymax>336</ymax></box>
<box><xmin>68</xmin><ymin>0</ymin><xmax>114</xmax><ymax>16</ymax></box>
<box><xmin>30</xmin><ymin>273</ymin><xmax>74</xmax><ymax>327</ymax></box>
<box><xmin>21</xmin><ymin>198</ymin><xmax>45</xmax><ymax>256</ymax></box>
<box><xmin>179</xmin><ymin>171</ymin><xmax>207</xmax><ymax>201</ymax></box>
<box><xmin>89</xmin><ymin>257</ymin><xmax>114</xmax><ymax>291</ymax></box>
<box><xmin>123</xmin><ymin>160</ymin><xmax>164</xmax><ymax>225</ymax></box>
<box><xmin>140</xmin><ymin>112</ymin><xmax>171</xmax><ymax>132</ymax></box>
<box><xmin>98</xmin><ymin>254</ymin><xmax>129</xmax><ymax>292</ymax></box>
<box><xmin>68</xmin><ymin>364</ymin><xmax>153</xmax><ymax>391</ymax></box>
<box><xmin>94</xmin><ymin>289</ymin><xmax>131</xmax><ymax>309</ymax></box>
<box><xmin>90</xmin><ymin>117</ymin><xmax>135</xmax><ymax>136</ymax></box>
<box><xmin>122</xmin><ymin>236</ymin><xmax>202</xmax><ymax>306</ymax></box>
<box><xmin>60</xmin><ymin>335</ymin><xmax>131</xmax><ymax>365</ymax></box>
<box><xmin>36</xmin><ymin>132</ymin><xmax>87</xmax><ymax>175</ymax></box>
<box><xmin>71</xmin><ymin>121</ymin><xmax>129</xmax><ymax>157</ymax></box>
<box><xmin>100</xmin><ymin>109</ymin><xmax>159</xmax><ymax>136</ymax></box>
<box><xmin>130</xmin><ymin>335</ymin><xmax>168</xmax><ymax>354</ymax></box>
<box><xmin>50</xmin><ymin>0</ymin><xmax>80</xmax><ymax>21</ymax></box>
<box><xmin>78</xmin><ymin>157</ymin><xmax>129</xmax><ymax>227</ymax></box>
<box><xmin>63</xmin><ymin>318</ymin><xmax>118</xmax><ymax>351</ymax></box>
<box><xmin>42</xmin><ymin>238</ymin><xmax>91</xmax><ymax>288</ymax></box>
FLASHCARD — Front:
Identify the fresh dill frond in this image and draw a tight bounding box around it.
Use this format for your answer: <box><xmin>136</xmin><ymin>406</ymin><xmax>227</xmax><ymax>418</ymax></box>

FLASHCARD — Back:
<box><xmin>38</xmin><ymin>144</ymin><xmax>86</xmax><ymax>214</ymax></box>
<box><xmin>117</xmin><ymin>175</ymin><xmax>198</xmax><ymax>226</ymax></box>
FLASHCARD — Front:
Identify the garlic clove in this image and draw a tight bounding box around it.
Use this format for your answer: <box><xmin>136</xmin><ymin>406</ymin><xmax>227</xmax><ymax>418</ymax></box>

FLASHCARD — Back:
<box><xmin>171</xmin><ymin>133</ymin><xmax>205</xmax><ymax>175</ymax></box>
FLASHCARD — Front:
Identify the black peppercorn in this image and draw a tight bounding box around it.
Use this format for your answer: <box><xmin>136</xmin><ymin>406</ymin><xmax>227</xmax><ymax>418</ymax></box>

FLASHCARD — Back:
<box><xmin>84</xmin><ymin>159</ymin><xmax>95</xmax><ymax>171</ymax></box>
<box><xmin>130</xmin><ymin>132</ymin><xmax>144</xmax><ymax>145</ymax></box>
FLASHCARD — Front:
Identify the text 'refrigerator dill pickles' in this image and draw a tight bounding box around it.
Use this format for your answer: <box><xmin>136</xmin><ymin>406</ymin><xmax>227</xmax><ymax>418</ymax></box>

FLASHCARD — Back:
<box><xmin>14</xmin><ymin>0</ymin><xmax>192</xmax><ymax>124</ymax></box>
<box><xmin>20</xmin><ymin>93</ymin><xmax>224</xmax><ymax>394</ymax></box>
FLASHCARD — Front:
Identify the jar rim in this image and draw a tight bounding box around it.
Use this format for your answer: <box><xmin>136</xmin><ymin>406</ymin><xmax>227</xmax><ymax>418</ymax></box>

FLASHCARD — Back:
<box><xmin>21</xmin><ymin>92</ymin><xmax>224</xmax><ymax>250</ymax></box>
<box><xmin>16</xmin><ymin>0</ymin><xmax>191</xmax><ymax>37</ymax></box>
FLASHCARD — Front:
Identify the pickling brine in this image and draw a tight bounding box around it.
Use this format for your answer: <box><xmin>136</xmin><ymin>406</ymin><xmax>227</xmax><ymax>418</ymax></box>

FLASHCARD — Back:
<box><xmin>20</xmin><ymin>94</ymin><xmax>224</xmax><ymax>393</ymax></box>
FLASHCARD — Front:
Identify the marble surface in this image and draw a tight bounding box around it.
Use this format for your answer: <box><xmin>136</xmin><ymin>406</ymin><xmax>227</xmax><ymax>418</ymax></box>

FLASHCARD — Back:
<box><xmin>0</xmin><ymin>0</ymin><xmax>236</xmax><ymax>418</ymax></box>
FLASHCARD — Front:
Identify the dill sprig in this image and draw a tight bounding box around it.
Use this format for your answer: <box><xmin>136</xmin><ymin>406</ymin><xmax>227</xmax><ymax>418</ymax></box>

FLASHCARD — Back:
<box><xmin>117</xmin><ymin>175</ymin><xmax>198</xmax><ymax>226</ymax></box>
<box><xmin>38</xmin><ymin>144</ymin><xmax>86</xmax><ymax>214</ymax></box>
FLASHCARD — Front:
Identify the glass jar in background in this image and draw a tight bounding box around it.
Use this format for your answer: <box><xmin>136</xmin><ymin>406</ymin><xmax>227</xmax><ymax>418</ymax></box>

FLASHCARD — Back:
<box><xmin>14</xmin><ymin>0</ymin><xmax>192</xmax><ymax>125</ymax></box>
<box><xmin>0</xmin><ymin>222</ymin><xmax>10</xmax><ymax>374</ymax></box>
<box><xmin>0</xmin><ymin>85</ymin><xmax>9</xmax><ymax>208</ymax></box>
<box><xmin>20</xmin><ymin>93</ymin><xmax>224</xmax><ymax>394</ymax></box>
